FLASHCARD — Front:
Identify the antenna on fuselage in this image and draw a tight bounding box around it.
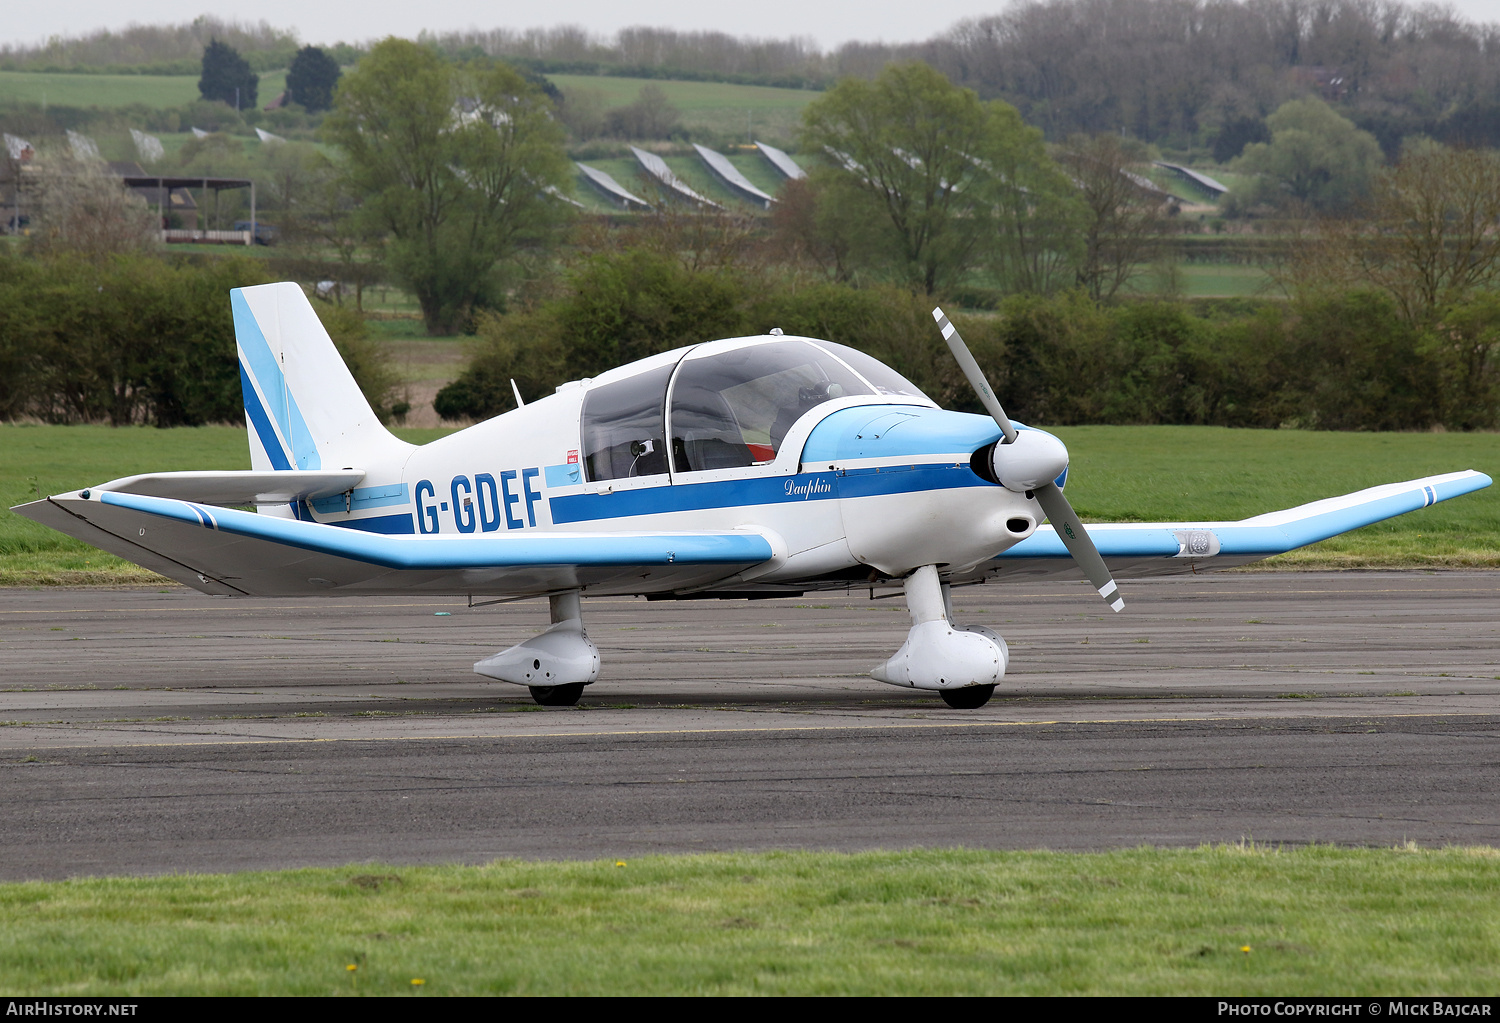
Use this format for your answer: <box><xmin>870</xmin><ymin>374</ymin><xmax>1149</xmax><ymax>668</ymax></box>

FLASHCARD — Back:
<box><xmin>511</xmin><ymin>379</ymin><xmax>525</xmax><ymax>408</ymax></box>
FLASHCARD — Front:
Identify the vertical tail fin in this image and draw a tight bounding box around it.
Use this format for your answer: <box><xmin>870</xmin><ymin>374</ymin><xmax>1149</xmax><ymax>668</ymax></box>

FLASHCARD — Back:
<box><xmin>233</xmin><ymin>282</ymin><xmax>412</xmax><ymax>473</ymax></box>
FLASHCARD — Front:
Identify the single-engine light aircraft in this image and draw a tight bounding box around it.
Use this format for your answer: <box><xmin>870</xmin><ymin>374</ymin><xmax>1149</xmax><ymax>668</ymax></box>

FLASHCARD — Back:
<box><xmin>14</xmin><ymin>284</ymin><xmax>1491</xmax><ymax>708</ymax></box>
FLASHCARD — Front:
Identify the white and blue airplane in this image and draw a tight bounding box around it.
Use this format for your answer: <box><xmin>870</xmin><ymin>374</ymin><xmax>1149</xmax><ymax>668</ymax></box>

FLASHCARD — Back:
<box><xmin>14</xmin><ymin>283</ymin><xmax>1492</xmax><ymax>708</ymax></box>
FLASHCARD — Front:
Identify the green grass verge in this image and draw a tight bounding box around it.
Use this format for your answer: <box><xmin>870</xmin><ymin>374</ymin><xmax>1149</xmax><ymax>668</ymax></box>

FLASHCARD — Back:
<box><xmin>1175</xmin><ymin>263</ymin><xmax>1277</xmax><ymax>298</ymax></box>
<box><xmin>1052</xmin><ymin>425</ymin><xmax>1499</xmax><ymax>568</ymax></box>
<box><xmin>0</xmin><ymin>424</ymin><xmax>453</xmax><ymax>585</ymax></box>
<box><xmin>1</xmin><ymin>846</ymin><xmax>1496</xmax><ymax>995</ymax></box>
<box><xmin>0</xmin><ymin>423</ymin><xmax>1493</xmax><ymax>585</ymax></box>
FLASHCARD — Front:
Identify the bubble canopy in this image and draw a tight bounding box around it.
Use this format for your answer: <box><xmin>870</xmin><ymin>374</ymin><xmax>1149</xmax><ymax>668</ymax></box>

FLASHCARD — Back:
<box><xmin>581</xmin><ymin>336</ymin><xmax>933</xmax><ymax>482</ymax></box>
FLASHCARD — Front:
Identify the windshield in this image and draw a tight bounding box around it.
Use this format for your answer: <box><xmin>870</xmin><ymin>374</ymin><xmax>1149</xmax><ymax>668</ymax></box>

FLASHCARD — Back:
<box><xmin>813</xmin><ymin>341</ymin><xmax>931</xmax><ymax>401</ymax></box>
<box><xmin>669</xmin><ymin>340</ymin><xmax>873</xmax><ymax>472</ymax></box>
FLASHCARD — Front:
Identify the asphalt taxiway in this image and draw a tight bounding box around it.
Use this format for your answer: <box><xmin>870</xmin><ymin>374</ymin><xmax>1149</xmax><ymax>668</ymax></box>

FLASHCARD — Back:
<box><xmin>1</xmin><ymin>572</ymin><xmax>1497</xmax><ymax>879</ymax></box>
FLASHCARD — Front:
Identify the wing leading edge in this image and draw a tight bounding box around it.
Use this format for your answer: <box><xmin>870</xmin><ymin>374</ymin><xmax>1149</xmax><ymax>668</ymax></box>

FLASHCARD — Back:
<box><xmin>989</xmin><ymin>470</ymin><xmax>1491</xmax><ymax>578</ymax></box>
<box><xmin>13</xmin><ymin>490</ymin><xmax>775</xmax><ymax>597</ymax></box>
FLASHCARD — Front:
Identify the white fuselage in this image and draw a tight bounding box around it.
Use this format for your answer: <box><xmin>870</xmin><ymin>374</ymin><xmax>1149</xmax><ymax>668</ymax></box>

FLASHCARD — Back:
<box><xmin>274</xmin><ymin>397</ymin><xmax>1038</xmax><ymax>595</ymax></box>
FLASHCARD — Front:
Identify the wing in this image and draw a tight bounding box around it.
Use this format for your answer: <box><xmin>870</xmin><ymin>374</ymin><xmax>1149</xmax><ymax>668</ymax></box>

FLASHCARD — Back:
<box><xmin>12</xmin><ymin>490</ymin><xmax>775</xmax><ymax>598</ymax></box>
<box><xmin>983</xmin><ymin>470</ymin><xmax>1492</xmax><ymax>579</ymax></box>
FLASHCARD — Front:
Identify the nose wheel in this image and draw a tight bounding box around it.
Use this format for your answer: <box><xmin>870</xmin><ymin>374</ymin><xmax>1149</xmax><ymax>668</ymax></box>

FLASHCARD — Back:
<box><xmin>870</xmin><ymin>565</ymin><xmax>1009</xmax><ymax>707</ymax></box>
<box><xmin>939</xmin><ymin>685</ymin><xmax>995</xmax><ymax>710</ymax></box>
<box><xmin>529</xmin><ymin>682</ymin><xmax>586</xmax><ymax>706</ymax></box>
<box><xmin>474</xmin><ymin>590</ymin><xmax>601</xmax><ymax>702</ymax></box>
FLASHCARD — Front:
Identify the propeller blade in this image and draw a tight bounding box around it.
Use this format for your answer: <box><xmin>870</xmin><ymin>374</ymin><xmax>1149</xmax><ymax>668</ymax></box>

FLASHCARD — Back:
<box><xmin>931</xmin><ymin>305</ymin><xmax>1123</xmax><ymax>613</ymax></box>
<box><xmin>1033</xmin><ymin>482</ymin><xmax>1124</xmax><ymax>612</ymax></box>
<box><xmin>931</xmin><ymin>307</ymin><xmax>1016</xmax><ymax>444</ymax></box>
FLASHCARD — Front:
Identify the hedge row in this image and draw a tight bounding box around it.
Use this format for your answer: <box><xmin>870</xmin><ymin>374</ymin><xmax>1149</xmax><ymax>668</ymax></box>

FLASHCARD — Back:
<box><xmin>0</xmin><ymin>253</ymin><xmax>395</xmax><ymax>426</ymax></box>
<box><xmin>436</xmin><ymin>251</ymin><xmax>1500</xmax><ymax>432</ymax></box>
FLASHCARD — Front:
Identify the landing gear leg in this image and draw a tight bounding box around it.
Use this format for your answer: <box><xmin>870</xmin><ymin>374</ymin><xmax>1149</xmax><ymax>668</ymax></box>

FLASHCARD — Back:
<box><xmin>870</xmin><ymin>565</ymin><xmax>1007</xmax><ymax>708</ymax></box>
<box><xmin>473</xmin><ymin>590</ymin><xmax>601</xmax><ymax>707</ymax></box>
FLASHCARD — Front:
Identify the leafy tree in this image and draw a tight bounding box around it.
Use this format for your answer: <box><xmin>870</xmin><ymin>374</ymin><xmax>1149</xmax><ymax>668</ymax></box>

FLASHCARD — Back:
<box><xmin>603</xmin><ymin>85</ymin><xmax>681</xmax><ymax>139</ymax></box>
<box><xmin>325</xmin><ymin>39</ymin><xmax>571</xmax><ymax>334</ymax></box>
<box><xmin>1438</xmin><ymin>101</ymin><xmax>1500</xmax><ymax>150</ymax></box>
<box><xmin>1229</xmin><ymin>98</ymin><xmax>1382</xmax><ymax>214</ymax></box>
<box><xmin>285</xmin><ymin>45</ymin><xmax>341</xmax><ymax>113</ymax></box>
<box><xmin>1422</xmin><ymin>293</ymin><xmax>1500</xmax><ymax>432</ymax></box>
<box><xmin>198</xmin><ymin>39</ymin><xmax>258</xmax><ymax>110</ymax></box>
<box><xmin>799</xmin><ymin>62</ymin><xmax>1069</xmax><ymax>295</ymax></box>
<box><xmin>557</xmin><ymin>86</ymin><xmax>607</xmax><ymax>141</ymax></box>
<box><xmin>1212</xmin><ymin>115</ymin><xmax>1270</xmax><ymax>165</ymax></box>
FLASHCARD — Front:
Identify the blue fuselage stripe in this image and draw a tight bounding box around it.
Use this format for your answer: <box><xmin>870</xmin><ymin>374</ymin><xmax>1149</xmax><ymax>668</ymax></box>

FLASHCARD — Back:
<box><xmin>547</xmin><ymin>463</ymin><xmax>983</xmax><ymax>524</ymax></box>
<box><xmin>333</xmin><ymin>512</ymin><xmax>416</xmax><ymax>535</ymax></box>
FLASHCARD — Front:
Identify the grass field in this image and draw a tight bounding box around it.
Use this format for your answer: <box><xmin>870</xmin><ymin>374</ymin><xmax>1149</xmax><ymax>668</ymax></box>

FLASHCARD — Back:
<box><xmin>0</xmin><ymin>423</ymin><xmax>1493</xmax><ymax>585</ymax></box>
<box><xmin>1053</xmin><ymin>425</ymin><xmax>1498</xmax><ymax>567</ymax></box>
<box><xmin>1173</xmin><ymin>263</ymin><xmax>1277</xmax><ymax>298</ymax></box>
<box><xmin>547</xmin><ymin>73</ymin><xmax>817</xmax><ymax>145</ymax></box>
<box><xmin>0</xmin><ymin>424</ymin><xmax>450</xmax><ymax>585</ymax></box>
<box><xmin>0</xmin><ymin>69</ymin><xmax>288</xmax><ymax>111</ymax></box>
<box><xmin>1</xmin><ymin>845</ymin><xmax>1495</xmax><ymax>995</ymax></box>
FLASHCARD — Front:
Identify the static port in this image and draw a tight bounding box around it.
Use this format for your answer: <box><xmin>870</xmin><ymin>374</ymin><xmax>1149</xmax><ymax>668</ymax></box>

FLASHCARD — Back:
<box><xmin>1006</xmin><ymin>517</ymin><xmax>1032</xmax><ymax>534</ymax></box>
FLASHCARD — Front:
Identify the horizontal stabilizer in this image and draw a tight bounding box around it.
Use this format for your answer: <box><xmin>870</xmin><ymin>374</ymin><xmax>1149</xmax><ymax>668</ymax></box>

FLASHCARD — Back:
<box><xmin>12</xmin><ymin>490</ymin><xmax>774</xmax><ymax>598</ymax></box>
<box><xmin>989</xmin><ymin>470</ymin><xmax>1491</xmax><ymax>578</ymax></box>
<box><xmin>92</xmin><ymin>470</ymin><xmax>366</xmax><ymax>506</ymax></box>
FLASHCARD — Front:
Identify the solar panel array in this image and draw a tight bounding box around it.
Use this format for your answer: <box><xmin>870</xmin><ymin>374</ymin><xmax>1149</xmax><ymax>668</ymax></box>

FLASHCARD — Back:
<box><xmin>576</xmin><ymin>162</ymin><xmax>651</xmax><ymax>209</ymax></box>
<box><xmin>631</xmin><ymin>146</ymin><xmax>723</xmax><ymax>209</ymax></box>
<box><xmin>1153</xmin><ymin>162</ymin><xmax>1228</xmax><ymax>197</ymax></box>
<box><xmin>692</xmin><ymin>144</ymin><xmax>775</xmax><ymax>208</ymax></box>
<box><xmin>66</xmin><ymin>130</ymin><xmax>100</xmax><ymax>162</ymax></box>
<box><xmin>755</xmin><ymin>141</ymin><xmax>806</xmax><ymax>180</ymax></box>
<box><xmin>130</xmin><ymin>130</ymin><xmax>165</xmax><ymax>164</ymax></box>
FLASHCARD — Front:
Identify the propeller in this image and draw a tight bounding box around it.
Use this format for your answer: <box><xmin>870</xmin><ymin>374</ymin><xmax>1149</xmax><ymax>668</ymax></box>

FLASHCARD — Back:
<box><xmin>932</xmin><ymin>307</ymin><xmax>1124</xmax><ymax>613</ymax></box>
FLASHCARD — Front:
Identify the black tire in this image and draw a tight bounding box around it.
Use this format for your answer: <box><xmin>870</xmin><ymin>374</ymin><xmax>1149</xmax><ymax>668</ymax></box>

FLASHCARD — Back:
<box><xmin>940</xmin><ymin>685</ymin><xmax>995</xmax><ymax>709</ymax></box>
<box><xmin>529</xmin><ymin>682</ymin><xmax>586</xmax><ymax>707</ymax></box>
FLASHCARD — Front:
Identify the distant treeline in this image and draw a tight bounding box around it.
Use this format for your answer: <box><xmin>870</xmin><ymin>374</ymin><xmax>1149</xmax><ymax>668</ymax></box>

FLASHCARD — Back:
<box><xmin>6</xmin><ymin>2</ymin><xmax>1500</xmax><ymax>152</ymax></box>
<box><xmin>435</xmin><ymin>250</ymin><xmax>1500</xmax><ymax>433</ymax></box>
<box><xmin>397</xmin><ymin>4</ymin><xmax>1500</xmax><ymax>152</ymax></box>
<box><xmin>918</xmin><ymin>0</ymin><xmax>1500</xmax><ymax>151</ymax></box>
<box><xmin>0</xmin><ymin>18</ymin><xmax>324</xmax><ymax>75</ymax></box>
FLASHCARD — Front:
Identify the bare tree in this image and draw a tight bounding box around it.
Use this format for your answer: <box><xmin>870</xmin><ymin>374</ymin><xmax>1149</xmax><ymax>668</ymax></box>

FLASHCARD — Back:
<box><xmin>26</xmin><ymin>154</ymin><xmax>157</xmax><ymax>259</ymax></box>
<box><xmin>1352</xmin><ymin>141</ymin><xmax>1500</xmax><ymax>326</ymax></box>
<box><xmin>275</xmin><ymin>150</ymin><xmax>385</xmax><ymax>310</ymax></box>
<box><xmin>1056</xmin><ymin>134</ymin><xmax>1175</xmax><ymax>302</ymax></box>
<box><xmin>1288</xmin><ymin>141</ymin><xmax>1500</xmax><ymax>326</ymax></box>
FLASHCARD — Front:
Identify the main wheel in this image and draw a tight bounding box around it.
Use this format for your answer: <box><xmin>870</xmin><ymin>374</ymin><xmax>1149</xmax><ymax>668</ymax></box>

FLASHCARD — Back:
<box><xmin>940</xmin><ymin>685</ymin><xmax>995</xmax><ymax>709</ymax></box>
<box><xmin>529</xmin><ymin>682</ymin><xmax>586</xmax><ymax>707</ymax></box>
